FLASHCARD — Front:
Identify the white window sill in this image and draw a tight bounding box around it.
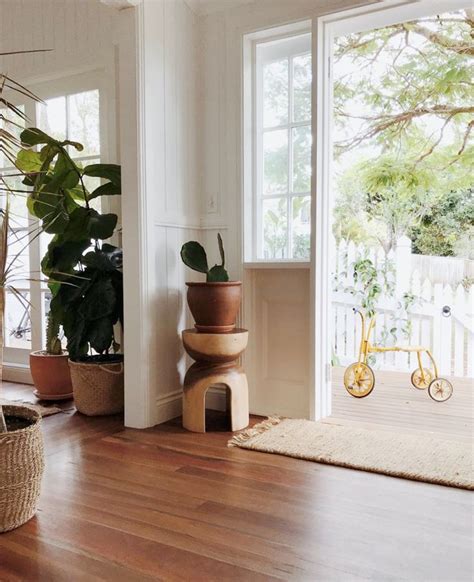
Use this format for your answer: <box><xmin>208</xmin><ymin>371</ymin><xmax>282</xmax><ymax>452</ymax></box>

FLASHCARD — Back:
<box><xmin>244</xmin><ymin>261</ymin><xmax>310</xmax><ymax>269</ymax></box>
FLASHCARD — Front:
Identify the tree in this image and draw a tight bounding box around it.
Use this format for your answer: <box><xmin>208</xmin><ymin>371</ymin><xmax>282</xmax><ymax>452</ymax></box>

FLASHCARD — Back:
<box><xmin>333</xmin><ymin>9</ymin><xmax>474</xmax><ymax>257</ymax></box>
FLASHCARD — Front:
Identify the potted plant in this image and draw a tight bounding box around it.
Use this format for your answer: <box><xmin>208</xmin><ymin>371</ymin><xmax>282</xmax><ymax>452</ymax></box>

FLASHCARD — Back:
<box><xmin>29</xmin><ymin>311</ymin><xmax>72</xmax><ymax>400</ymax></box>
<box><xmin>16</xmin><ymin>127</ymin><xmax>123</xmax><ymax>416</ymax></box>
<box><xmin>181</xmin><ymin>234</ymin><xmax>241</xmax><ymax>333</ymax></box>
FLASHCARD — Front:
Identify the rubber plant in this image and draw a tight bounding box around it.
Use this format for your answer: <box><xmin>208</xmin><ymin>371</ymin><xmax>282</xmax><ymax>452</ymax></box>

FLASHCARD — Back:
<box><xmin>180</xmin><ymin>233</ymin><xmax>229</xmax><ymax>282</ymax></box>
<box><xmin>15</xmin><ymin>127</ymin><xmax>123</xmax><ymax>362</ymax></box>
<box><xmin>0</xmin><ymin>57</ymin><xmax>45</xmax><ymax>432</ymax></box>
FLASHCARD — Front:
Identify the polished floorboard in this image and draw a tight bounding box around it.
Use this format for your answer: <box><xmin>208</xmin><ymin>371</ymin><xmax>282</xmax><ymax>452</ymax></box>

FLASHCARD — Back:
<box><xmin>0</xmin><ymin>382</ymin><xmax>472</xmax><ymax>581</ymax></box>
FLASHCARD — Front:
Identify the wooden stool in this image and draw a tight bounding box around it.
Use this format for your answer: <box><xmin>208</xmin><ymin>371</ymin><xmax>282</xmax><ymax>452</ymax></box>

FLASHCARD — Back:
<box><xmin>182</xmin><ymin>329</ymin><xmax>249</xmax><ymax>433</ymax></box>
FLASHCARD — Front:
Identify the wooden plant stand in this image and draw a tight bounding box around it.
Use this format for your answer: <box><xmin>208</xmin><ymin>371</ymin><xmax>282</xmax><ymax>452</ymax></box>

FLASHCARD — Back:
<box><xmin>182</xmin><ymin>329</ymin><xmax>249</xmax><ymax>433</ymax></box>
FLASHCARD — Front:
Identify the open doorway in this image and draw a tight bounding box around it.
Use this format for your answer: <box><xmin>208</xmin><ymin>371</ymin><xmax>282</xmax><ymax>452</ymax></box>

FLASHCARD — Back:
<box><xmin>317</xmin><ymin>1</ymin><xmax>473</xmax><ymax>439</ymax></box>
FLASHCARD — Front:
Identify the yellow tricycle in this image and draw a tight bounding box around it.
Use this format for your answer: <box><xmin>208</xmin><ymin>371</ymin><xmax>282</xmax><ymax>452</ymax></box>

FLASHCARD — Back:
<box><xmin>344</xmin><ymin>308</ymin><xmax>453</xmax><ymax>402</ymax></box>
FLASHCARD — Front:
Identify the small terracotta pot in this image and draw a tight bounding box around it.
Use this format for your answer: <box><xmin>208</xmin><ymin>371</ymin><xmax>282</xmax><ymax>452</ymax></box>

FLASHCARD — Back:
<box><xmin>186</xmin><ymin>281</ymin><xmax>242</xmax><ymax>333</ymax></box>
<box><xmin>29</xmin><ymin>351</ymin><xmax>73</xmax><ymax>401</ymax></box>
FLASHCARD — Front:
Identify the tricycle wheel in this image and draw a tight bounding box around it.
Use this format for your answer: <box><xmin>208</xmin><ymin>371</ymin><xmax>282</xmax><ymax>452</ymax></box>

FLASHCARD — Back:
<box><xmin>428</xmin><ymin>378</ymin><xmax>453</xmax><ymax>402</ymax></box>
<box><xmin>344</xmin><ymin>362</ymin><xmax>375</xmax><ymax>398</ymax></box>
<box><xmin>410</xmin><ymin>367</ymin><xmax>432</xmax><ymax>390</ymax></box>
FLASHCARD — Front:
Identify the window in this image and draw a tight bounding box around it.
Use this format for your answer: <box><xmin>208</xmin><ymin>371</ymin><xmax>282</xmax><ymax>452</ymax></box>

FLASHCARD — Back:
<box><xmin>2</xmin><ymin>83</ymin><xmax>103</xmax><ymax>367</ymax></box>
<box><xmin>252</xmin><ymin>32</ymin><xmax>312</xmax><ymax>260</ymax></box>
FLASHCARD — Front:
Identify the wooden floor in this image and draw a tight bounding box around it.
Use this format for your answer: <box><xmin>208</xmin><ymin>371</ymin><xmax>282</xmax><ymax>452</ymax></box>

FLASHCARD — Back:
<box><xmin>330</xmin><ymin>367</ymin><xmax>473</xmax><ymax>442</ymax></box>
<box><xmin>1</xmin><ymin>382</ymin><xmax>473</xmax><ymax>581</ymax></box>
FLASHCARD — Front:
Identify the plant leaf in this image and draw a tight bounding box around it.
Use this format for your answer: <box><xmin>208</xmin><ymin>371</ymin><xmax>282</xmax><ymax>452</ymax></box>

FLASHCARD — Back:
<box><xmin>180</xmin><ymin>241</ymin><xmax>208</xmax><ymax>274</ymax></box>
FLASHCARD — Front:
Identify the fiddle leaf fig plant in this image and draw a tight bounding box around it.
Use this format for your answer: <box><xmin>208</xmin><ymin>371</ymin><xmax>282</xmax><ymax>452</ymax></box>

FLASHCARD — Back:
<box><xmin>181</xmin><ymin>233</ymin><xmax>229</xmax><ymax>282</ymax></box>
<box><xmin>16</xmin><ymin>127</ymin><xmax>123</xmax><ymax>361</ymax></box>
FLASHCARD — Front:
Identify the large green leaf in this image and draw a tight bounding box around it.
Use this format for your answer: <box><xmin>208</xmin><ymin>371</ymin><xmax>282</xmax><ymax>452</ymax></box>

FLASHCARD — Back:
<box><xmin>16</xmin><ymin>149</ymin><xmax>42</xmax><ymax>173</ymax></box>
<box><xmin>83</xmin><ymin>164</ymin><xmax>121</xmax><ymax>186</ymax></box>
<box><xmin>81</xmin><ymin>278</ymin><xmax>116</xmax><ymax>321</ymax></box>
<box><xmin>89</xmin><ymin>212</ymin><xmax>117</xmax><ymax>240</ymax></box>
<box><xmin>88</xmin><ymin>181</ymin><xmax>121</xmax><ymax>200</ymax></box>
<box><xmin>180</xmin><ymin>241</ymin><xmax>208</xmax><ymax>274</ymax></box>
<box><xmin>42</xmin><ymin>238</ymin><xmax>90</xmax><ymax>276</ymax></box>
<box><xmin>87</xmin><ymin>317</ymin><xmax>114</xmax><ymax>354</ymax></box>
<box><xmin>20</xmin><ymin>127</ymin><xmax>55</xmax><ymax>146</ymax></box>
<box><xmin>42</xmin><ymin>198</ymin><xmax>70</xmax><ymax>234</ymax></box>
<box><xmin>207</xmin><ymin>265</ymin><xmax>229</xmax><ymax>282</ymax></box>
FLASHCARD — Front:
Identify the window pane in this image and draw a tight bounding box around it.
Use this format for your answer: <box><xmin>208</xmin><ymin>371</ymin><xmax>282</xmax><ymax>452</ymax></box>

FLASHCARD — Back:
<box><xmin>37</xmin><ymin>96</ymin><xmax>66</xmax><ymax>141</ymax></box>
<box><xmin>292</xmin><ymin>125</ymin><xmax>311</xmax><ymax>193</ymax></box>
<box><xmin>263</xmin><ymin>129</ymin><xmax>288</xmax><ymax>195</ymax></box>
<box><xmin>7</xmin><ymin>229</ymin><xmax>30</xmax><ymax>286</ymax></box>
<box><xmin>263</xmin><ymin>59</ymin><xmax>288</xmax><ymax>127</ymax></box>
<box><xmin>4</xmin><ymin>174</ymin><xmax>29</xmax><ymax>228</ymax></box>
<box><xmin>293</xmin><ymin>53</ymin><xmax>311</xmax><ymax>122</ymax></box>
<box><xmin>5</xmin><ymin>291</ymin><xmax>31</xmax><ymax>349</ymax></box>
<box><xmin>68</xmin><ymin>90</ymin><xmax>100</xmax><ymax>156</ymax></box>
<box><xmin>262</xmin><ymin>197</ymin><xmax>288</xmax><ymax>259</ymax></box>
<box><xmin>0</xmin><ymin>105</ymin><xmax>25</xmax><ymax>167</ymax></box>
<box><xmin>291</xmin><ymin>196</ymin><xmax>311</xmax><ymax>259</ymax></box>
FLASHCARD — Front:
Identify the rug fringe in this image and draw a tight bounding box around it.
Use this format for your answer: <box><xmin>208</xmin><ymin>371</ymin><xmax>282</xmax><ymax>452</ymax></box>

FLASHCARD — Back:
<box><xmin>228</xmin><ymin>416</ymin><xmax>282</xmax><ymax>447</ymax></box>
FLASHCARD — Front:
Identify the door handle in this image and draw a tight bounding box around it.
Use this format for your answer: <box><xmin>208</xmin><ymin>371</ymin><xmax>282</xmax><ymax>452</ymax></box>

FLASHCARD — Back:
<box><xmin>442</xmin><ymin>305</ymin><xmax>451</xmax><ymax>318</ymax></box>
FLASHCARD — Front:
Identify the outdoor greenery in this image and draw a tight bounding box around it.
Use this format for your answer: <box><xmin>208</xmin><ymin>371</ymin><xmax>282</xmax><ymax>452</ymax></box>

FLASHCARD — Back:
<box><xmin>15</xmin><ymin>128</ymin><xmax>123</xmax><ymax>361</ymax></box>
<box><xmin>333</xmin><ymin>9</ymin><xmax>474</xmax><ymax>258</ymax></box>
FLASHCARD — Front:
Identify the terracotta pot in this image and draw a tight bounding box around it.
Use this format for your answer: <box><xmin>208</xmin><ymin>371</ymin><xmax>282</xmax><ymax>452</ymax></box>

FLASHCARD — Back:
<box><xmin>29</xmin><ymin>351</ymin><xmax>73</xmax><ymax>401</ymax></box>
<box><xmin>186</xmin><ymin>282</ymin><xmax>242</xmax><ymax>333</ymax></box>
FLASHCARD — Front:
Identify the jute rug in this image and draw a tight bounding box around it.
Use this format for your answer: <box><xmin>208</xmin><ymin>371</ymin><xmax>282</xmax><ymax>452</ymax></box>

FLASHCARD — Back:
<box><xmin>0</xmin><ymin>398</ymin><xmax>62</xmax><ymax>418</ymax></box>
<box><xmin>228</xmin><ymin>417</ymin><xmax>473</xmax><ymax>490</ymax></box>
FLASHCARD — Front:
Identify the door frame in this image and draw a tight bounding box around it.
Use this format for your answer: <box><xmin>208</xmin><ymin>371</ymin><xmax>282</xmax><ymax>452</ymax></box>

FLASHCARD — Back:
<box><xmin>311</xmin><ymin>0</ymin><xmax>470</xmax><ymax>420</ymax></box>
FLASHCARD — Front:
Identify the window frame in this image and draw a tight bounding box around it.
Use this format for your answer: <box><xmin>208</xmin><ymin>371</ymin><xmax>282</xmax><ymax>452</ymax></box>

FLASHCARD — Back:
<box><xmin>243</xmin><ymin>23</ymin><xmax>312</xmax><ymax>264</ymax></box>
<box><xmin>2</xmin><ymin>69</ymin><xmax>113</xmax><ymax>368</ymax></box>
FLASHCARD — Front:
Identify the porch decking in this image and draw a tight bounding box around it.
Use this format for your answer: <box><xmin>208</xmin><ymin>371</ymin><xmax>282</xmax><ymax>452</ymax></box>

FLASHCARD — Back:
<box><xmin>329</xmin><ymin>367</ymin><xmax>473</xmax><ymax>442</ymax></box>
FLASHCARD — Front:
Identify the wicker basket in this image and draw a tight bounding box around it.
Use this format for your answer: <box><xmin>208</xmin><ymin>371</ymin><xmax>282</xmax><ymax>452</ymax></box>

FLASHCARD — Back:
<box><xmin>69</xmin><ymin>359</ymin><xmax>124</xmax><ymax>416</ymax></box>
<box><xmin>0</xmin><ymin>405</ymin><xmax>44</xmax><ymax>533</ymax></box>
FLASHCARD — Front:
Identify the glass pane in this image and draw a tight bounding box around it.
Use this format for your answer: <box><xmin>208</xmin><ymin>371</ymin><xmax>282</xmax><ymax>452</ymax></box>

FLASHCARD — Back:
<box><xmin>262</xmin><ymin>197</ymin><xmax>288</xmax><ymax>259</ymax></box>
<box><xmin>0</xmin><ymin>105</ymin><xmax>25</xmax><ymax>167</ymax></box>
<box><xmin>293</xmin><ymin>53</ymin><xmax>311</xmax><ymax>122</ymax></box>
<box><xmin>7</xmin><ymin>228</ymin><xmax>30</xmax><ymax>286</ymax></box>
<box><xmin>292</xmin><ymin>125</ymin><xmax>311</xmax><ymax>193</ymax></box>
<box><xmin>263</xmin><ymin>129</ymin><xmax>288</xmax><ymax>195</ymax></box>
<box><xmin>5</xmin><ymin>291</ymin><xmax>31</xmax><ymax>349</ymax></box>
<box><xmin>3</xmin><ymin>174</ymin><xmax>29</xmax><ymax>228</ymax></box>
<box><xmin>37</xmin><ymin>96</ymin><xmax>66</xmax><ymax>141</ymax></box>
<box><xmin>263</xmin><ymin>59</ymin><xmax>288</xmax><ymax>128</ymax></box>
<box><xmin>68</xmin><ymin>90</ymin><xmax>100</xmax><ymax>156</ymax></box>
<box><xmin>291</xmin><ymin>196</ymin><xmax>311</xmax><ymax>259</ymax></box>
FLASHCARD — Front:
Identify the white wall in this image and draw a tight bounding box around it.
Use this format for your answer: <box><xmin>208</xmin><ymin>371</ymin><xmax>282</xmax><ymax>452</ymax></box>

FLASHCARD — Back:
<box><xmin>119</xmin><ymin>0</ymin><xmax>203</xmax><ymax>427</ymax></box>
<box><xmin>198</xmin><ymin>0</ymin><xmax>377</xmax><ymax>419</ymax></box>
<box><xmin>0</xmin><ymin>0</ymin><xmax>116</xmax><ymax>83</ymax></box>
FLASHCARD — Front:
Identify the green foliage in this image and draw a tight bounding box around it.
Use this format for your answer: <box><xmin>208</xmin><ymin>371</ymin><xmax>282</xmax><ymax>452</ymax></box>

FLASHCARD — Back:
<box><xmin>180</xmin><ymin>233</ymin><xmax>230</xmax><ymax>282</ymax></box>
<box><xmin>333</xmin><ymin>10</ymin><xmax>474</xmax><ymax>258</ymax></box>
<box><xmin>410</xmin><ymin>189</ymin><xmax>474</xmax><ymax>257</ymax></box>
<box><xmin>352</xmin><ymin>258</ymin><xmax>382</xmax><ymax>317</ymax></box>
<box><xmin>17</xmin><ymin>128</ymin><xmax>123</xmax><ymax>359</ymax></box>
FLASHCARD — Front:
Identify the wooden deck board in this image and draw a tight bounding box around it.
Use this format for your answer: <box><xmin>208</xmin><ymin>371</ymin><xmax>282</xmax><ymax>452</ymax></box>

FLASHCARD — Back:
<box><xmin>330</xmin><ymin>367</ymin><xmax>473</xmax><ymax>442</ymax></box>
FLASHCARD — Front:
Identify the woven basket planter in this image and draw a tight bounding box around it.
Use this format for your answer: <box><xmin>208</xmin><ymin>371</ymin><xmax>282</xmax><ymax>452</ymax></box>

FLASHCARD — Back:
<box><xmin>0</xmin><ymin>405</ymin><xmax>44</xmax><ymax>533</ymax></box>
<box><xmin>69</xmin><ymin>358</ymin><xmax>124</xmax><ymax>416</ymax></box>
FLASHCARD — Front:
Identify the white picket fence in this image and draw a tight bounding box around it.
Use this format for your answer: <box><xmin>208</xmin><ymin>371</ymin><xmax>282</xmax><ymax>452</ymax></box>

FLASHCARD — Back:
<box><xmin>332</xmin><ymin>237</ymin><xmax>474</xmax><ymax>378</ymax></box>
